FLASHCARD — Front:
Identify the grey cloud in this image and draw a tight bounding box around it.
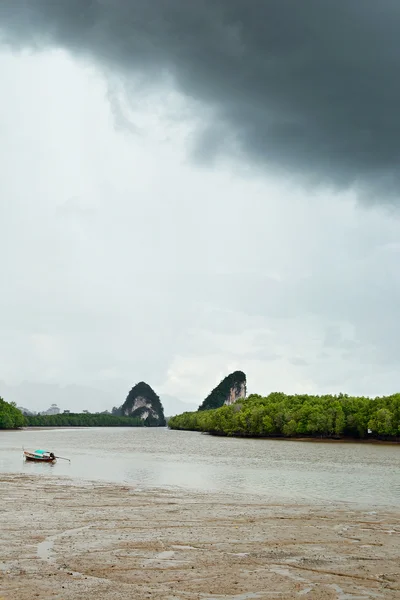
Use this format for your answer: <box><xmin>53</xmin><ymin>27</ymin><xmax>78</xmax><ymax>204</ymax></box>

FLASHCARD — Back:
<box><xmin>323</xmin><ymin>326</ymin><xmax>343</xmax><ymax>349</ymax></box>
<box><xmin>245</xmin><ymin>350</ymin><xmax>280</xmax><ymax>362</ymax></box>
<box><xmin>289</xmin><ymin>357</ymin><xmax>309</xmax><ymax>367</ymax></box>
<box><xmin>105</xmin><ymin>84</ymin><xmax>141</xmax><ymax>136</ymax></box>
<box><xmin>56</xmin><ymin>198</ymin><xmax>97</xmax><ymax>219</ymax></box>
<box><xmin>1</xmin><ymin>1</ymin><xmax>400</xmax><ymax>200</ymax></box>
<box><xmin>2</xmin><ymin>28</ymin><xmax>400</xmax><ymax>405</ymax></box>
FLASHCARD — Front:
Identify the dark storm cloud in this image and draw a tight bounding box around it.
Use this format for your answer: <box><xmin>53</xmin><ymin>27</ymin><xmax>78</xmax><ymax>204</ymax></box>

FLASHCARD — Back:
<box><xmin>1</xmin><ymin>1</ymin><xmax>400</xmax><ymax>198</ymax></box>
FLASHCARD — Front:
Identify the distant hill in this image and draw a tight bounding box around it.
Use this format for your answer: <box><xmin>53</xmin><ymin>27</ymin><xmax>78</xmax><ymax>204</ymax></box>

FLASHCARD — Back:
<box><xmin>199</xmin><ymin>371</ymin><xmax>247</xmax><ymax>411</ymax></box>
<box><xmin>120</xmin><ymin>382</ymin><xmax>166</xmax><ymax>426</ymax></box>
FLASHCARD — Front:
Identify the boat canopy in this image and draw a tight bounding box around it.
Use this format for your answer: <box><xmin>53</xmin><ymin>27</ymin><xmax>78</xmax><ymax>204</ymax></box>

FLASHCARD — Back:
<box><xmin>34</xmin><ymin>449</ymin><xmax>49</xmax><ymax>455</ymax></box>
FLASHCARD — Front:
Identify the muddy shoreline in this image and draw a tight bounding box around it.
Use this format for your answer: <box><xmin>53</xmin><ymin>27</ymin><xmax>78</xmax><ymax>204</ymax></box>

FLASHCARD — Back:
<box><xmin>0</xmin><ymin>474</ymin><xmax>399</xmax><ymax>599</ymax></box>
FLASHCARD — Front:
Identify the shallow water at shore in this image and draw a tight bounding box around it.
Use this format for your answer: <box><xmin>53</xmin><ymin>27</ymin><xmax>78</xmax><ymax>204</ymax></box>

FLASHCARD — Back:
<box><xmin>0</xmin><ymin>427</ymin><xmax>399</xmax><ymax>507</ymax></box>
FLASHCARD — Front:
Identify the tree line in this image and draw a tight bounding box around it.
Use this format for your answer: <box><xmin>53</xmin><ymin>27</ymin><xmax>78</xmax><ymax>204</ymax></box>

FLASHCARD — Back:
<box><xmin>168</xmin><ymin>392</ymin><xmax>400</xmax><ymax>440</ymax></box>
<box><xmin>26</xmin><ymin>412</ymin><xmax>144</xmax><ymax>427</ymax></box>
<box><xmin>0</xmin><ymin>397</ymin><xmax>146</xmax><ymax>428</ymax></box>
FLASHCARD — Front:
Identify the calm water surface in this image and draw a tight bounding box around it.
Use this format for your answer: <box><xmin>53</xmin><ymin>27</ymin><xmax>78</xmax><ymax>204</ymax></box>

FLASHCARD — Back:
<box><xmin>0</xmin><ymin>428</ymin><xmax>399</xmax><ymax>507</ymax></box>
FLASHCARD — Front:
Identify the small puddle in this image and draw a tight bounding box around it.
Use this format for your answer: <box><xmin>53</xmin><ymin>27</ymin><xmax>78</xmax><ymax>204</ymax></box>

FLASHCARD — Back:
<box><xmin>157</xmin><ymin>551</ymin><xmax>175</xmax><ymax>559</ymax></box>
<box><xmin>270</xmin><ymin>567</ymin><xmax>308</xmax><ymax>583</ymax></box>
<box><xmin>36</xmin><ymin>525</ymin><xmax>92</xmax><ymax>565</ymax></box>
<box><xmin>145</xmin><ymin>550</ymin><xmax>188</xmax><ymax>568</ymax></box>
<box><xmin>37</xmin><ymin>539</ymin><xmax>55</xmax><ymax>563</ymax></box>
<box><xmin>298</xmin><ymin>587</ymin><xmax>313</xmax><ymax>596</ymax></box>
<box><xmin>329</xmin><ymin>584</ymin><xmax>381</xmax><ymax>600</ymax></box>
<box><xmin>202</xmin><ymin>593</ymin><xmax>281</xmax><ymax>600</ymax></box>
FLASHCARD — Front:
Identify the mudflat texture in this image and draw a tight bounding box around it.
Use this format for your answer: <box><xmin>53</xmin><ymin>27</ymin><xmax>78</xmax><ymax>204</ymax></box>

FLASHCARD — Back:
<box><xmin>0</xmin><ymin>475</ymin><xmax>399</xmax><ymax>599</ymax></box>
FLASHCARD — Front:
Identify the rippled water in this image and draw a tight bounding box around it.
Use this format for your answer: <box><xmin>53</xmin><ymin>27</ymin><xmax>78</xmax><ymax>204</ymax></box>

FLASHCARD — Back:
<box><xmin>0</xmin><ymin>427</ymin><xmax>399</xmax><ymax>507</ymax></box>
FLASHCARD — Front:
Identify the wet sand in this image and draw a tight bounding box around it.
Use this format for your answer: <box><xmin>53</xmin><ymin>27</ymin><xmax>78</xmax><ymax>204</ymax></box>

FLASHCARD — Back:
<box><xmin>0</xmin><ymin>475</ymin><xmax>399</xmax><ymax>600</ymax></box>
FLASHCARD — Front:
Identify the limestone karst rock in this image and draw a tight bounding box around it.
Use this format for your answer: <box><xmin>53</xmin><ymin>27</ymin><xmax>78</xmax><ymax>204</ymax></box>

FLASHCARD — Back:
<box><xmin>198</xmin><ymin>371</ymin><xmax>246</xmax><ymax>411</ymax></box>
<box><xmin>120</xmin><ymin>382</ymin><xmax>166</xmax><ymax>426</ymax></box>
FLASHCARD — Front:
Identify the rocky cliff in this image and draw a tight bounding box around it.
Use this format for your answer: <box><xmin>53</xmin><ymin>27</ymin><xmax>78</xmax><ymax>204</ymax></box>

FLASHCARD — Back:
<box><xmin>120</xmin><ymin>382</ymin><xmax>166</xmax><ymax>426</ymax></box>
<box><xmin>198</xmin><ymin>371</ymin><xmax>247</xmax><ymax>411</ymax></box>
<box><xmin>224</xmin><ymin>379</ymin><xmax>247</xmax><ymax>406</ymax></box>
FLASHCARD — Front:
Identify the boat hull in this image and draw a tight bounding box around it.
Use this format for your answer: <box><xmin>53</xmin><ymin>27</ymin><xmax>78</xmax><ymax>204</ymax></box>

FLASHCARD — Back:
<box><xmin>24</xmin><ymin>452</ymin><xmax>56</xmax><ymax>463</ymax></box>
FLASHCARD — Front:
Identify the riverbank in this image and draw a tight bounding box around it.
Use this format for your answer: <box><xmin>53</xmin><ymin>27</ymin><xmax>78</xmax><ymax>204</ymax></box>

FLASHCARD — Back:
<box><xmin>21</xmin><ymin>426</ymin><xmax>90</xmax><ymax>431</ymax></box>
<box><xmin>1</xmin><ymin>474</ymin><xmax>399</xmax><ymax>599</ymax></box>
<box><xmin>207</xmin><ymin>433</ymin><xmax>400</xmax><ymax>444</ymax></box>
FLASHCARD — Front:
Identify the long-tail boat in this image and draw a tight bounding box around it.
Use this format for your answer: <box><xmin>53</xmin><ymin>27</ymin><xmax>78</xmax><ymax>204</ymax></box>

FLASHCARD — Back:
<box><xmin>23</xmin><ymin>449</ymin><xmax>56</xmax><ymax>462</ymax></box>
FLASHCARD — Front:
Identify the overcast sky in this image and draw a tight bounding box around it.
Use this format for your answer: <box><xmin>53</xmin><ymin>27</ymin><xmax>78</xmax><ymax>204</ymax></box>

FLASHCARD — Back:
<box><xmin>1</xmin><ymin>1</ymin><xmax>400</xmax><ymax>412</ymax></box>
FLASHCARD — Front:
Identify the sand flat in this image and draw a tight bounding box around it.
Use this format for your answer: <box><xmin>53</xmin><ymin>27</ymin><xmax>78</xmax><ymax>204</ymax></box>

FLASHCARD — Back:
<box><xmin>0</xmin><ymin>474</ymin><xmax>399</xmax><ymax>599</ymax></box>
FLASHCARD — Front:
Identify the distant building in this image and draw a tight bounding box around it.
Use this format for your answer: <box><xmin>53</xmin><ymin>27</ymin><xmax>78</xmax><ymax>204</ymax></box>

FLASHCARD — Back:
<box><xmin>41</xmin><ymin>403</ymin><xmax>60</xmax><ymax>416</ymax></box>
<box><xmin>63</xmin><ymin>410</ymin><xmax>70</xmax><ymax>414</ymax></box>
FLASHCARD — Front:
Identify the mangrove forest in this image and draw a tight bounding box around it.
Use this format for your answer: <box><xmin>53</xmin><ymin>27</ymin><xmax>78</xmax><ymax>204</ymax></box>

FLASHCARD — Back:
<box><xmin>0</xmin><ymin>397</ymin><xmax>26</xmax><ymax>429</ymax></box>
<box><xmin>168</xmin><ymin>392</ymin><xmax>400</xmax><ymax>440</ymax></box>
<box><xmin>25</xmin><ymin>412</ymin><xmax>145</xmax><ymax>427</ymax></box>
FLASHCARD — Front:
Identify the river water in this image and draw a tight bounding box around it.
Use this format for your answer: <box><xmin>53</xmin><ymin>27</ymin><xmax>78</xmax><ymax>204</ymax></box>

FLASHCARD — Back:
<box><xmin>0</xmin><ymin>428</ymin><xmax>399</xmax><ymax>507</ymax></box>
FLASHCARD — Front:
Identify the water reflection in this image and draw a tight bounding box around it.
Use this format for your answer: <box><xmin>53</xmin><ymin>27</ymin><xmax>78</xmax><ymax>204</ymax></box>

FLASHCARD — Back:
<box><xmin>22</xmin><ymin>458</ymin><xmax>66</xmax><ymax>472</ymax></box>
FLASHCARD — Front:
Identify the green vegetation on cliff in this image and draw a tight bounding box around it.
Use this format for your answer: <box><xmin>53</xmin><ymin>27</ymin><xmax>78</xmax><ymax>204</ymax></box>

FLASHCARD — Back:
<box><xmin>26</xmin><ymin>412</ymin><xmax>144</xmax><ymax>427</ymax></box>
<box><xmin>0</xmin><ymin>397</ymin><xmax>26</xmax><ymax>429</ymax></box>
<box><xmin>169</xmin><ymin>392</ymin><xmax>400</xmax><ymax>440</ymax></box>
<box><xmin>198</xmin><ymin>371</ymin><xmax>246</xmax><ymax>411</ymax></box>
<box><xmin>120</xmin><ymin>382</ymin><xmax>166</xmax><ymax>426</ymax></box>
